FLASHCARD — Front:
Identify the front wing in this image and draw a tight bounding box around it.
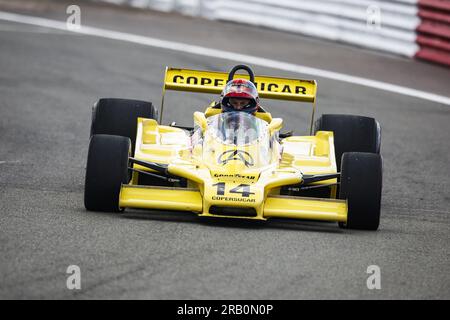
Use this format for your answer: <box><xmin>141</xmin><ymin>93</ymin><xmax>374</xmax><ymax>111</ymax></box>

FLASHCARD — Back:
<box><xmin>119</xmin><ymin>185</ymin><xmax>347</xmax><ymax>223</ymax></box>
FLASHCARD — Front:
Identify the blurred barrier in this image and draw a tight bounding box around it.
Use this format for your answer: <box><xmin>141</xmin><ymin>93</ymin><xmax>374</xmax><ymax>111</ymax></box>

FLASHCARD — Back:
<box><xmin>95</xmin><ymin>0</ymin><xmax>450</xmax><ymax>67</ymax></box>
<box><xmin>96</xmin><ymin>0</ymin><xmax>201</xmax><ymax>14</ymax></box>
<box><xmin>416</xmin><ymin>0</ymin><xmax>450</xmax><ymax>66</ymax></box>
<box><xmin>199</xmin><ymin>0</ymin><xmax>420</xmax><ymax>57</ymax></box>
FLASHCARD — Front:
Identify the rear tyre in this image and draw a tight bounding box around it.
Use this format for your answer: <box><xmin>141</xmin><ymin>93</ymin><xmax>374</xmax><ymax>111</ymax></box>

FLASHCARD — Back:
<box><xmin>90</xmin><ymin>98</ymin><xmax>158</xmax><ymax>153</ymax></box>
<box><xmin>84</xmin><ymin>134</ymin><xmax>131</xmax><ymax>212</ymax></box>
<box><xmin>339</xmin><ymin>152</ymin><xmax>382</xmax><ymax>230</ymax></box>
<box><xmin>314</xmin><ymin>114</ymin><xmax>381</xmax><ymax>168</ymax></box>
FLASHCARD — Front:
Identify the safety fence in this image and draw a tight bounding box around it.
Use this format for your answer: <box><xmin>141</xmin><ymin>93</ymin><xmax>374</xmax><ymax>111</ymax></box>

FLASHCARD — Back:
<box><xmin>416</xmin><ymin>0</ymin><xmax>450</xmax><ymax>66</ymax></box>
<box><xmin>96</xmin><ymin>0</ymin><xmax>450</xmax><ymax>67</ymax></box>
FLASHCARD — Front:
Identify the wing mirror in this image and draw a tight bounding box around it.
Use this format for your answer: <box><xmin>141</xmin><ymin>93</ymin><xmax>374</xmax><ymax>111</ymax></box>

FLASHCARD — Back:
<box><xmin>193</xmin><ymin>111</ymin><xmax>208</xmax><ymax>132</ymax></box>
<box><xmin>268</xmin><ymin>118</ymin><xmax>283</xmax><ymax>136</ymax></box>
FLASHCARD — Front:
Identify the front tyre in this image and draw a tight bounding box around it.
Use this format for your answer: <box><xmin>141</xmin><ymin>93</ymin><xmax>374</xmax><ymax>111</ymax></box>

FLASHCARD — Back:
<box><xmin>339</xmin><ymin>152</ymin><xmax>382</xmax><ymax>230</ymax></box>
<box><xmin>90</xmin><ymin>98</ymin><xmax>157</xmax><ymax>153</ymax></box>
<box><xmin>314</xmin><ymin>114</ymin><xmax>381</xmax><ymax>168</ymax></box>
<box><xmin>84</xmin><ymin>134</ymin><xmax>131</xmax><ymax>212</ymax></box>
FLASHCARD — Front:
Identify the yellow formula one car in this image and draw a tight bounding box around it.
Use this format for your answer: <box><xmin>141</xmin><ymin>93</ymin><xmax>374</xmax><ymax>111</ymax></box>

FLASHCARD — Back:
<box><xmin>84</xmin><ymin>65</ymin><xmax>382</xmax><ymax>230</ymax></box>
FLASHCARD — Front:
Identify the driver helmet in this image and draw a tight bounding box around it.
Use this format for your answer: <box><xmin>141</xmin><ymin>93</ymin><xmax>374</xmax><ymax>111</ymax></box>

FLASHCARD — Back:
<box><xmin>221</xmin><ymin>79</ymin><xmax>259</xmax><ymax>114</ymax></box>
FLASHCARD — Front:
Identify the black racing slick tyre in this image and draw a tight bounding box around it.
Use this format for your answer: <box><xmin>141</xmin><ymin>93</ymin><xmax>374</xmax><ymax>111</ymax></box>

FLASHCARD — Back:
<box><xmin>339</xmin><ymin>152</ymin><xmax>382</xmax><ymax>230</ymax></box>
<box><xmin>84</xmin><ymin>134</ymin><xmax>131</xmax><ymax>212</ymax></box>
<box><xmin>314</xmin><ymin>114</ymin><xmax>381</xmax><ymax>168</ymax></box>
<box><xmin>90</xmin><ymin>98</ymin><xmax>158</xmax><ymax>153</ymax></box>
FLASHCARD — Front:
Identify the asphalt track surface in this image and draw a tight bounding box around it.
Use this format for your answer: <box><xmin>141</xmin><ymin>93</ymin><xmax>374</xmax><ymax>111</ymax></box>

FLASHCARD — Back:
<box><xmin>0</xmin><ymin>0</ymin><xmax>449</xmax><ymax>299</ymax></box>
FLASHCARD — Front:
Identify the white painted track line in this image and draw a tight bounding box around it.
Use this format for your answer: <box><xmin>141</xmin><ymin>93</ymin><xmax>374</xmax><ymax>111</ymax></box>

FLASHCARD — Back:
<box><xmin>1</xmin><ymin>11</ymin><xmax>449</xmax><ymax>106</ymax></box>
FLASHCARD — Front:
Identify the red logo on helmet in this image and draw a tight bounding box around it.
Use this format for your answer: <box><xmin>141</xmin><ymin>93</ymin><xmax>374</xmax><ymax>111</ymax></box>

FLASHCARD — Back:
<box><xmin>222</xmin><ymin>79</ymin><xmax>258</xmax><ymax>100</ymax></box>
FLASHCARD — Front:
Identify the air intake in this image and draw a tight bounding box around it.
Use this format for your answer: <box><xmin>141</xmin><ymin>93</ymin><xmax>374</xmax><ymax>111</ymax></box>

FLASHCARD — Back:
<box><xmin>209</xmin><ymin>206</ymin><xmax>257</xmax><ymax>217</ymax></box>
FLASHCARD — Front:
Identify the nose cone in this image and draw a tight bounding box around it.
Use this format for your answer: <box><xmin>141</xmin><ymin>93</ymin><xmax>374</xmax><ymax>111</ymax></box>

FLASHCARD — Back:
<box><xmin>220</xmin><ymin>159</ymin><xmax>248</xmax><ymax>172</ymax></box>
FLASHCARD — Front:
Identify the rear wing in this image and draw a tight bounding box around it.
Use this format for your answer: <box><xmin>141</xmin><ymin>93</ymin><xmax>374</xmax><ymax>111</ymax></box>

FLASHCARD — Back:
<box><xmin>160</xmin><ymin>67</ymin><xmax>318</xmax><ymax>133</ymax></box>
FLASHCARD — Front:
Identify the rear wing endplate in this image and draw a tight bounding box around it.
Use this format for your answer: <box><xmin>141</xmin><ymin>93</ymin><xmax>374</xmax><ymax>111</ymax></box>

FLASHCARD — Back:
<box><xmin>160</xmin><ymin>67</ymin><xmax>318</xmax><ymax>133</ymax></box>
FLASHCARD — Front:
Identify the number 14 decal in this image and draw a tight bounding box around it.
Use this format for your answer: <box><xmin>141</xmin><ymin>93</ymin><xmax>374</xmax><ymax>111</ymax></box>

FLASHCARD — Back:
<box><xmin>212</xmin><ymin>183</ymin><xmax>255</xmax><ymax>197</ymax></box>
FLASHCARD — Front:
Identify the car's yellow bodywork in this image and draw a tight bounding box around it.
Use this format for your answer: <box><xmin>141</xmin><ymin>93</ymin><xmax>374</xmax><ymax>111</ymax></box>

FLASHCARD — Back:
<box><xmin>118</xmin><ymin>67</ymin><xmax>347</xmax><ymax>223</ymax></box>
